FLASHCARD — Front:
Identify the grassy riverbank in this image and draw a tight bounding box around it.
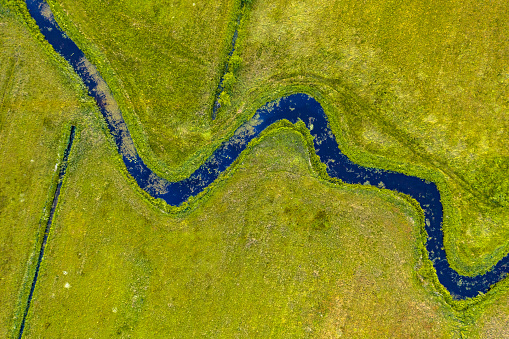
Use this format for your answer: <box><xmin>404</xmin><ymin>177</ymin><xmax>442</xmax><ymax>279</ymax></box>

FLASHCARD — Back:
<box><xmin>43</xmin><ymin>0</ymin><xmax>242</xmax><ymax>181</ymax></box>
<box><xmin>39</xmin><ymin>0</ymin><xmax>509</xmax><ymax>276</ymax></box>
<box><xmin>229</xmin><ymin>0</ymin><xmax>509</xmax><ymax>277</ymax></box>
<box><xmin>0</xmin><ymin>2</ymin><xmax>96</xmax><ymax>336</ymax></box>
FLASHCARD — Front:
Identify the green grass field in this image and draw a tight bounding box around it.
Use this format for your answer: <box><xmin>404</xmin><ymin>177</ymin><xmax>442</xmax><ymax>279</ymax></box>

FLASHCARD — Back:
<box><xmin>21</xmin><ymin>125</ymin><xmax>460</xmax><ymax>338</ymax></box>
<box><xmin>231</xmin><ymin>0</ymin><xmax>509</xmax><ymax>277</ymax></box>
<box><xmin>44</xmin><ymin>0</ymin><xmax>241</xmax><ymax>178</ymax></box>
<box><xmin>1</xmin><ymin>0</ymin><xmax>508</xmax><ymax>337</ymax></box>
<box><xmin>0</xmin><ymin>3</ymin><xmax>97</xmax><ymax>337</ymax></box>
<box><xmin>41</xmin><ymin>0</ymin><xmax>509</xmax><ymax>275</ymax></box>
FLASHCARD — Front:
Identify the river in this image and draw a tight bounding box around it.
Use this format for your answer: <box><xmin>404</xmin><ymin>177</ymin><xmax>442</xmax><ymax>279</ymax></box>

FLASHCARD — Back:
<box><xmin>25</xmin><ymin>0</ymin><xmax>509</xmax><ymax>300</ymax></box>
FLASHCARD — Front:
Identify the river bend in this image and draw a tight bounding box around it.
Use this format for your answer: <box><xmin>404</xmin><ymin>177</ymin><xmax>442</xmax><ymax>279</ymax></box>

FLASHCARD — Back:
<box><xmin>25</xmin><ymin>0</ymin><xmax>509</xmax><ymax>300</ymax></box>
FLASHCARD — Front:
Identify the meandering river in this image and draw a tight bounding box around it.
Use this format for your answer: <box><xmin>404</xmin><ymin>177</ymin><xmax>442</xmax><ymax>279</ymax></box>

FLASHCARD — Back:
<box><xmin>25</xmin><ymin>0</ymin><xmax>509</xmax><ymax>300</ymax></box>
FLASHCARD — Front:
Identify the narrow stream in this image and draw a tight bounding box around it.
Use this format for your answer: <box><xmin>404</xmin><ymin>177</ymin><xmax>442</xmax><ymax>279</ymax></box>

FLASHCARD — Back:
<box><xmin>24</xmin><ymin>0</ymin><xmax>509</xmax><ymax>301</ymax></box>
<box><xmin>18</xmin><ymin>126</ymin><xmax>76</xmax><ymax>339</ymax></box>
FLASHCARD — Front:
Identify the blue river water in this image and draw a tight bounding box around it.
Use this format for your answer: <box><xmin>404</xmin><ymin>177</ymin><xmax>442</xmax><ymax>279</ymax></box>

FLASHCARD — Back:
<box><xmin>25</xmin><ymin>0</ymin><xmax>509</xmax><ymax>300</ymax></box>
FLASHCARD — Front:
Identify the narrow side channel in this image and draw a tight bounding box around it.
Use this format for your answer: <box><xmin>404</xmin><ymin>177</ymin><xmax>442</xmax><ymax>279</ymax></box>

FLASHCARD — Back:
<box><xmin>211</xmin><ymin>5</ymin><xmax>243</xmax><ymax>119</ymax></box>
<box><xmin>17</xmin><ymin>126</ymin><xmax>76</xmax><ymax>339</ymax></box>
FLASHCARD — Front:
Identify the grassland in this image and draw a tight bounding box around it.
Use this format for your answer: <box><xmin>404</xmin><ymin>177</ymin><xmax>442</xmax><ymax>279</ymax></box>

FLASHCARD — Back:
<box><xmin>0</xmin><ymin>2</ymin><xmax>95</xmax><ymax>337</ymax></box>
<box><xmin>230</xmin><ymin>0</ymin><xmax>509</xmax><ymax>277</ymax></box>
<box><xmin>42</xmin><ymin>0</ymin><xmax>509</xmax><ymax>276</ymax></box>
<box><xmin>43</xmin><ymin>0</ymin><xmax>241</xmax><ymax>180</ymax></box>
<box><xmin>22</xmin><ymin>124</ymin><xmax>460</xmax><ymax>337</ymax></box>
<box><xmin>2</xmin><ymin>0</ymin><xmax>509</xmax><ymax>337</ymax></box>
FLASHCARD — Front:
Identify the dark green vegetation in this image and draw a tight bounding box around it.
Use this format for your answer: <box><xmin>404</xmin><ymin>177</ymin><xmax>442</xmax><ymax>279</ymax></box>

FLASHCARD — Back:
<box><xmin>1</xmin><ymin>0</ymin><xmax>508</xmax><ymax>337</ymax></box>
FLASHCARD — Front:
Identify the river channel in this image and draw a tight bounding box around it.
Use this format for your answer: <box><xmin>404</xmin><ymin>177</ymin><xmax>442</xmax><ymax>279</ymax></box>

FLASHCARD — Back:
<box><xmin>25</xmin><ymin>0</ymin><xmax>509</xmax><ymax>300</ymax></box>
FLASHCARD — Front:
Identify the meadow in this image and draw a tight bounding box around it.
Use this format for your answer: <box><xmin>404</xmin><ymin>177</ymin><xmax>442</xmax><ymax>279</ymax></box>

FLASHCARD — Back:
<box><xmin>19</xmin><ymin>122</ymin><xmax>461</xmax><ymax>337</ymax></box>
<box><xmin>1</xmin><ymin>0</ymin><xmax>508</xmax><ymax>337</ymax></box>
<box><xmin>231</xmin><ymin>0</ymin><xmax>509</xmax><ymax>278</ymax></box>
<box><xmin>0</xmin><ymin>2</ymin><xmax>95</xmax><ymax>336</ymax></box>
<box><xmin>41</xmin><ymin>0</ymin><xmax>509</xmax><ymax>275</ymax></box>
